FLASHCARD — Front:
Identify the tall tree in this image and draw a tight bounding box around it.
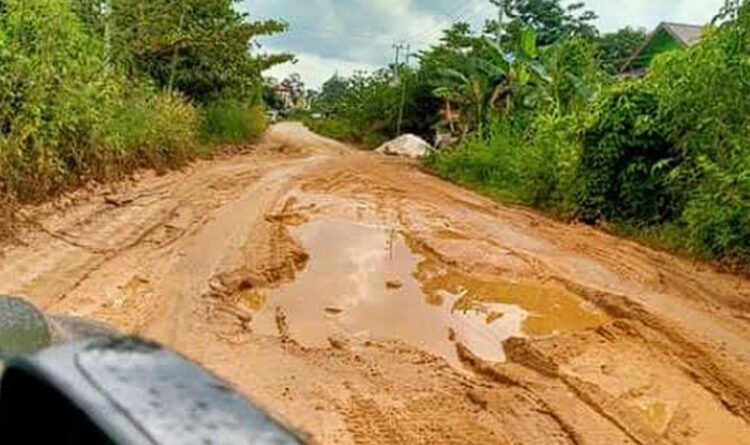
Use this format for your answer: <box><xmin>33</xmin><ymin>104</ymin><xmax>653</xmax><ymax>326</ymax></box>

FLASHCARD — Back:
<box><xmin>281</xmin><ymin>73</ymin><xmax>305</xmax><ymax>102</ymax></box>
<box><xmin>70</xmin><ymin>0</ymin><xmax>292</xmax><ymax>102</ymax></box>
<box><xmin>488</xmin><ymin>0</ymin><xmax>598</xmax><ymax>46</ymax></box>
<box><xmin>316</xmin><ymin>75</ymin><xmax>350</xmax><ymax>114</ymax></box>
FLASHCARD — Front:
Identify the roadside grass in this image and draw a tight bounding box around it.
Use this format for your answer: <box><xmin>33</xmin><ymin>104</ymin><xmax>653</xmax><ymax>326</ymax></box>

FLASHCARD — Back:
<box><xmin>106</xmin><ymin>92</ymin><xmax>200</xmax><ymax>173</ymax></box>
<box><xmin>0</xmin><ymin>0</ymin><xmax>271</xmax><ymax>237</ymax></box>
<box><xmin>299</xmin><ymin>115</ymin><xmax>389</xmax><ymax>149</ymax></box>
<box><xmin>423</xmin><ymin>110</ymin><xmax>750</xmax><ymax>273</ymax></box>
<box><xmin>305</xmin><ymin>117</ymin><xmax>362</xmax><ymax>143</ymax></box>
<box><xmin>0</xmin><ymin>97</ymin><xmax>268</xmax><ymax>239</ymax></box>
<box><xmin>426</xmin><ymin>146</ymin><xmax>750</xmax><ymax>274</ymax></box>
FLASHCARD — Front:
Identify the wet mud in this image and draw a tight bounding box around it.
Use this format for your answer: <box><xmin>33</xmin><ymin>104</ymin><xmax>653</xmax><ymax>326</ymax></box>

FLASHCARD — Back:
<box><xmin>2</xmin><ymin>123</ymin><xmax>750</xmax><ymax>444</ymax></box>
<box><xmin>251</xmin><ymin>218</ymin><xmax>609</xmax><ymax>366</ymax></box>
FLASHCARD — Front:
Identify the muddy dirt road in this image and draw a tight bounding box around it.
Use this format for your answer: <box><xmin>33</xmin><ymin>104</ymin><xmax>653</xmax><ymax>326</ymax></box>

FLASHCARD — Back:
<box><xmin>3</xmin><ymin>123</ymin><xmax>750</xmax><ymax>444</ymax></box>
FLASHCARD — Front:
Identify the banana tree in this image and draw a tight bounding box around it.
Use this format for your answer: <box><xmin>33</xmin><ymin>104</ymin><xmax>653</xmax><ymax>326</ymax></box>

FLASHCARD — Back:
<box><xmin>433</xmin><ymin>56</ymin><xmax>509</xmax><ymax>135</ymax></box>
<box><xmin>432</xmin><ymin>26</ymin><xmax>549</xmax><ymax>136</ymax></box>
<box><xmin>433</xmin><ymin>87</ymin><xmax>462</xmax><ymax>134</ymax></box>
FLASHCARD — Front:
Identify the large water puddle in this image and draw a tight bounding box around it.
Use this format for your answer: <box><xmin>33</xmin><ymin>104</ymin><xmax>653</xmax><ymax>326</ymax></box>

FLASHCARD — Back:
<box><xmin>250</xmin><ymin>219</ymin><xmax>609</xmax><ymax>365</ymax></box>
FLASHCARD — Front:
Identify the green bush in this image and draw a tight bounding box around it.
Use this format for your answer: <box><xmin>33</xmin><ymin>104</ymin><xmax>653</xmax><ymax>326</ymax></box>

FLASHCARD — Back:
<box><xmin>105</xmin><ymin>91</ymin><xmax>199</xmax><ymax>170</ymax></box>
<box><xmin>429</xmin><ymin>113</ymin><xmax>581</xmax><ymax>211</ymax></box>
<box><xmin>0</xmin><ymin>0</ymin><xmax>204</xmax><ymax>203</ymax></box>
<box><xmin>0</xmin><ymin>0</ymin><xmax>122</xmax><ymax>199</ymax></box>
<box><xmin>311</xmin><ymin>68</ymin><xmax>441</xmax><ymax>147</ymax></box>
<box><xmin>306</xmin><ymin>117</ymin><xmax>366</xmax><ymax>144</ymax></box>
<box><xmin>575</xmin><ymin>81</ymin><xmax>681</xmax><ymax>225</ymax></box>
<box><xmin>520</xmin><ymin>112</ymin><xmax>581</xmax><ymax>210</ymax></box>
<box><xmin>428</xmin><ymin>121</ymin><xmax>525</xmax><ymax>202</ymax></box>
<box><xmin>681</xmin><ymin>156</ymin><xmax>750</xmax><ymax>260</ymax></box>
<box><xmin>200</xmin><ymin>100</ymin><xmax>267</xmax><ymax>144</ymax></box>
<box><xmin>646</xmin><ymin>7</ymin><xmax>750</xmax><ymax>262</ymax></box>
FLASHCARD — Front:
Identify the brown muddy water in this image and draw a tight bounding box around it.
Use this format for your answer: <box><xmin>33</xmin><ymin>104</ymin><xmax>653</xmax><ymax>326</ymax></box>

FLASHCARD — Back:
<box><xmin>251</xmin><ymin>219</ymin><xmax>609</xmax><ymax>366</ymax></box>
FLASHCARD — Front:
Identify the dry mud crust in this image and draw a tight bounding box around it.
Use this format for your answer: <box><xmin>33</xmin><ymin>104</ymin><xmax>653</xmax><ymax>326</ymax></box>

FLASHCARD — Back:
<box><xmin>1</xmin><ymin>123</ymin><xmax>750</xmax><ymax>444</ymax></box>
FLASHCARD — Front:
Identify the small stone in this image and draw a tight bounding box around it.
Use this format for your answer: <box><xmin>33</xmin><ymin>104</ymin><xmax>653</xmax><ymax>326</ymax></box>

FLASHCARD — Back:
<box><xmin>328</xmin><ymin>337</ymin><xmax>347</xmax><ymax>350</ymax></box>
<box><xmin>386</xmin><ymin>280</ymin><xmax>403</xmax><ymax>290</ymax></box>
<box><xmin>448</xmin><ymin>328</ymin><xmax>457</xmax><ymax>342</ymax></box>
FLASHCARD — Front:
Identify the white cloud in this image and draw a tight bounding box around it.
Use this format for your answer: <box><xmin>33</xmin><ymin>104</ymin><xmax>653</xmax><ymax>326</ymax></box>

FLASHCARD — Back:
<box><xmin>587</xmin><ymin>0</ymin><xmax>726</xmax><ymax>32</ymax></box>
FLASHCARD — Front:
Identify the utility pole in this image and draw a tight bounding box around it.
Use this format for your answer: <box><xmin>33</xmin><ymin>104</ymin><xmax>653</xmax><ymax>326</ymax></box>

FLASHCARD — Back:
<box><xmin>102</xmin><ymin>0</ymin><xmax>111</xmax><ymax>70</ymax></box>
<box><xmin>392</xmin><ymin>42</ymin><xmax>410</xmax><ymax>80</ymax></box>
<box><xmin>167</xmin><ymin>6</ymin><xmax>188</xmax><ymax>93</ymax></box>
<box><xmin>497</xmin><ymin>4</ymin><xmax>503</xmax><ymax>46</ymax></box>
<box><xmin>396</xmin><ymin>43</ymin><xmax>410</xmax><ymax>135</ymax></box>
<box><xmin>490</xmin><ymin>0</ymin><xmax>508</xmax><ymax>46</ymax></box>
<box><xmin>392</xmin><ymin>44</ymin><xmax>403</xmax><ymax>80</ymax></box>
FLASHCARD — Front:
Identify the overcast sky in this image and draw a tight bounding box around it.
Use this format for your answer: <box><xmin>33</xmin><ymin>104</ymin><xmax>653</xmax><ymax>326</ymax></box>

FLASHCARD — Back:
<box><xmin>239</xmin><ymin>0</ymin><xmax>726</xmax><ymax>88</ymax></box>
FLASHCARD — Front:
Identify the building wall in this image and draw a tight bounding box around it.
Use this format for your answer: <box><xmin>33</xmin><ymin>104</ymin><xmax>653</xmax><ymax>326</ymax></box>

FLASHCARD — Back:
<box><xmin>631</xmin><ymin>30</ymin><xmax>683</xmax><ymax>70</ymax></box>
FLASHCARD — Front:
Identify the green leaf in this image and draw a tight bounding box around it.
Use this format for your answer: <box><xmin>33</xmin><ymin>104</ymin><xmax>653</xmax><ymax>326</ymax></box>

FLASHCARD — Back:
<box><xmin>520</xmin><ymin>26</ymin><xmax>538</xmax><ymax>58</ymax></box>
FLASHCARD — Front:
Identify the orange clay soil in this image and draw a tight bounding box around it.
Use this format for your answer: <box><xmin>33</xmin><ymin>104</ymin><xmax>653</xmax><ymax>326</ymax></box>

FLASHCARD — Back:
<box><xmin>3</xmin><ymin>123</ymin><xmax>750</xmax><ymax>444</ymax></box>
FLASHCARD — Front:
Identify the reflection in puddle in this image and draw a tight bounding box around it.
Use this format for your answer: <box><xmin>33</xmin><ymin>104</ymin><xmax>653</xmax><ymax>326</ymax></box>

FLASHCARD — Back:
<box><xmin>239</xmin><ymin>289</ymin><xmax>267</xmax><ymax>311</ymax></box>
<box><xmin>416</xmin><ymin>259</ymin><xmax>610</xmax><ymax>337</ymax></box>
<box><xmin>251</xmin><ymin>220</ymin><xmax>609</xmax><ymax>366</ymax></box>
<box><xmin>638</xmin><ymin>401</ymin><xmax>670</xmax><ymax>433</ymax></box>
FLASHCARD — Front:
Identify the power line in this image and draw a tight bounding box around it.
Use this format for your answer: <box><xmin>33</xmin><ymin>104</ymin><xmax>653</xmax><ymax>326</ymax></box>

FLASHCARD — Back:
<box><xmin>285</xmin><ymin>25</ymin><xmax>436</xmax><ymax>46</ymax></box>
<box><xmin>407</xmin><ymin>3</ymin><xmax>496</xmax><ymax>52</ymax></box>
<box><xmin>286</xmin><ymin>1</ymin><xmax>493</xmax><ymax>50</ymax></box>
<box><xmin>401</xmin><ymin>2</ymin><xmax>478</xmax><ymax>42</ymax></box>
<box><xmin>396</xmin><ymin>44</ymin><xmax>411</xmax><ymax>135</ymax></box>
<box><xmin>406</xmin><ymin>1</ymin><xmax>493</xmax><ymax>45</ymax></box>
<box><xmin>272</xmin><ymin>2</ymin><xmax>497</xmax><ymax>76</ymax></box>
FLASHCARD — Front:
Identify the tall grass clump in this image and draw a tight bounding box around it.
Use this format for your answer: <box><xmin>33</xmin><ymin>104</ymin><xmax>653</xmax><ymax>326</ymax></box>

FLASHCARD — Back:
<box><xmin>200</xmin><ymin>99</ymin><xmax>267</xmax><ymax>144</ymax></box>
<box><xmin>0</xmin><ymin>0</ymin><xmax>203</xmax><ymax>203</ymax></box>
<box><xmin>428</xmin><ymin>113</ymin><xmax>581</xmax><ymax>212</ymax></box>
<box><xmin>105</xmin><ymin>91</ymin><xmax>200</xmax><ymax>171</ymax></box>
<box><xmin>0</xmin><ymin>0</ymin><xmax>121</xmax><ymax>200</ymax></box>
<box><xmin>428</xmin><ymin>121</ymin><xmax>527</xmax><ymax>203</ymax></box>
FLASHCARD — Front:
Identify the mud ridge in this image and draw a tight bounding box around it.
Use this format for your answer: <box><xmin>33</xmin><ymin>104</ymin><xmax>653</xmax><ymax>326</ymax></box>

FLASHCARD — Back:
<box><xmin>564</xmin><ymin>280</ymin><xmax>750</xmax><ymax>422</ymax></box>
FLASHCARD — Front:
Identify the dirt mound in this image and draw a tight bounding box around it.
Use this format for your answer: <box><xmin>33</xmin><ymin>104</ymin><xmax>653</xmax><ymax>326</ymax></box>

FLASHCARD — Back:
<box><xmin>375</xmin><ymin>134</ymin><xmax>432</xmax><ymax>159</ymax></box>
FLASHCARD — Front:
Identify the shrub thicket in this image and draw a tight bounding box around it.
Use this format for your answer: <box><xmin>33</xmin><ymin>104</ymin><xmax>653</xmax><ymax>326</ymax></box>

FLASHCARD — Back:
<box><xmin>575</xmin><ymin>3</ymin><xmax>750</xmax><ymax>261</ymax></box>
<box><xmin>0</xmin><ymin>0</ymin><xmax>131</xmax><ymax>200</ymax></box>
<box><xmin>309</xmin><ymin>68</ymin><xmax>441</xmax><ymax>148</ymax></box>
<box><xmin>0</xmin><ymin>0</ymin><xmax>282</xmax><ymax>210</ymax></box>
<box><xmin>649</xmin><ymin>5</ymin><xmax>750</xmax><ymax>261</ymax></box>
<box><xmin>576</xmin><ymin>81</ymin><xmax>681</xmax><ymax>225</ymax></box>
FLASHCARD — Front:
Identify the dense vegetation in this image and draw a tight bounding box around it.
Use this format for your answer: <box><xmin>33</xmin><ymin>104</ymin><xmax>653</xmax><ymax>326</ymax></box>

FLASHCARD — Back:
<box><xmin>303</xmin><ymin>68</ymin><xmax>440</xmax><ymax>148</ymax></box>
<box><xmin>311</xmin><ymin>0</ymin><xmax>750</xmax><ymax>267</ymax></box>
<box><xmin>0</xmin><ymin>0</ymin><xmax>286</xmax><ymax>210</ymax></box>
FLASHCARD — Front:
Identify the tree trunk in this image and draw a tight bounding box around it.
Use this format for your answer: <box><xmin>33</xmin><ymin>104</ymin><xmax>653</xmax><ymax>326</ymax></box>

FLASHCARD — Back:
<box><xmin>167</xmin><ymin>8</ymin><xmax>187</xmax><ymax>94</ymax></box>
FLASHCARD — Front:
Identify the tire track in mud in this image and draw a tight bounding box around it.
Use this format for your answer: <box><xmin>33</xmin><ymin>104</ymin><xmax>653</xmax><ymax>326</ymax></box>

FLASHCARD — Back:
<box><xmin>2</xmin><ymin>123</ymin><xmax>750</xmax><ymax>444</ymax></box>
<box><xmin>290</xmin><ymin>135</ymin><xmax>750</xmax><ymax>444</ymax></box>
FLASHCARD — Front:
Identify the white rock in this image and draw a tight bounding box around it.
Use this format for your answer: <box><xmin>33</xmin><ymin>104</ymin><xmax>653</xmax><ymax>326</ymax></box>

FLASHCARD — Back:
<box><xmin>375</xmin><ymin>134</ymin><xmax>433</xmax><ymax>159</ymax></box>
